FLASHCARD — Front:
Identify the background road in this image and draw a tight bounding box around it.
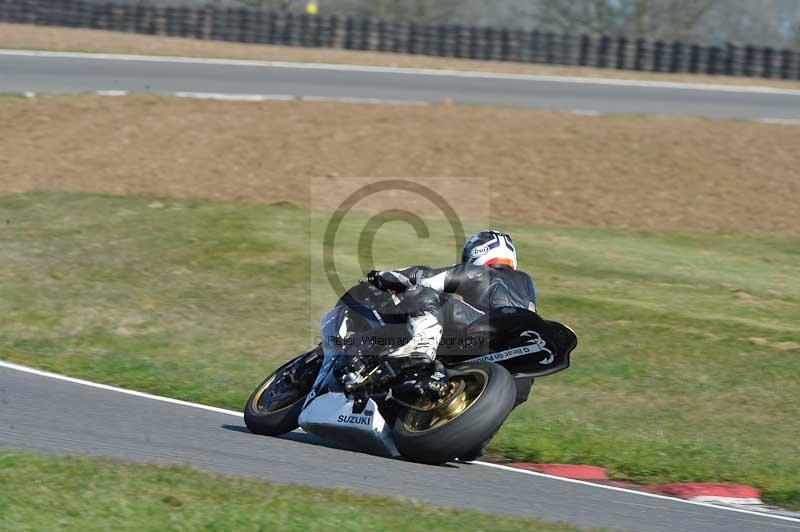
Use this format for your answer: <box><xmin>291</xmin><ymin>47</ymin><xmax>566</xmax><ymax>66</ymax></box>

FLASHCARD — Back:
<box><xmin>1</xmin><ymin>51</ymin><xmax>800</xmax><ymax>120</ymax></box>
<box><xmin>1</xmin><ymin>365</ymin><xmax>798</xmax><ymax>532</ymax></box>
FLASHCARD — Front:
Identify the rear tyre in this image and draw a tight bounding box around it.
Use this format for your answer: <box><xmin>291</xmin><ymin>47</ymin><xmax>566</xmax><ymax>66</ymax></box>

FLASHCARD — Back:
<box><xmin>244</xmin><ymin>349</ymin><xmax>320</xmax><ymax>436</ymax></box>
<box><xmin>455</xmin><ymin>435</ymin><xmax>492</xmax><ymax>462</ymax></box>
<box><xmin>458</xmin><ymin>378</ymin><xmax>534</xmax><ymax>462</ymax></box>
<box><xmin>393</xmin><ymin>362</ymin><xmax>516</xmax><ymax>465</ymax></box>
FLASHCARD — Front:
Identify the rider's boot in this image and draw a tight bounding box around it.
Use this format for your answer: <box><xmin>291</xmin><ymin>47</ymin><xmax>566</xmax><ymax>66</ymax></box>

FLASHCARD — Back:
<box><xmin>386</xmin><ymin>311</ymin><xmax>443</xmax><ymax>362</ymax></box>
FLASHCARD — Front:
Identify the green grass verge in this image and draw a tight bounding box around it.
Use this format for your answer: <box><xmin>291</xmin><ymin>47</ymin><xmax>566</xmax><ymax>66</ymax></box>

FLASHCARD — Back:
<box><xmin>0</xmin><ymin>450</ymin><xmax>581</xmax><ymax>531</ymax></box>
<box><xmin>1</xmin><ymin>192</ymin><xmax>799</xmax><ymax>508</ymax></box>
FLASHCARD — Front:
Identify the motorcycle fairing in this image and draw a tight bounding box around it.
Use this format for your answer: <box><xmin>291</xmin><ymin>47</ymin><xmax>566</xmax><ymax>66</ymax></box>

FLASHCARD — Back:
<box><xmin>299</xmin><ymin>302</ymin><xmax>400</xmax><ymax>457</ymax></box>
<box><xmin>441</xmin><ymin>307</ymin><xmax>577</xmax><ymax>378</ymax></box>
<box><xmin>299</xmin><ymin>393</ymin><xmax>400</xmax><ymax>458</ymax></box>
<box><xmin>301</xmin><ymin>290</ymin><xmax>574</xmax><ymax>458</ymax></box>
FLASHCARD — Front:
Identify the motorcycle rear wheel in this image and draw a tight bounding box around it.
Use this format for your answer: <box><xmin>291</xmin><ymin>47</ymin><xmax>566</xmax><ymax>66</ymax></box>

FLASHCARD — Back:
<box><xmin>393</xmin><ymin>362</ymin><xmax>516</xmax><ymax>464</ymax></box>
<box><xmin>244</xmin><ymin>350</ymin><xmax>319</xmax><ymax>436</ymax></box>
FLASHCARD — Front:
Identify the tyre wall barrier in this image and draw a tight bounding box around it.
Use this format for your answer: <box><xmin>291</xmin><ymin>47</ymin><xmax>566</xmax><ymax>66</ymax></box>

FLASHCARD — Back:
<box><xmin>2</xmin><ymin>0</ymin><xmax>799</xmax><ymax>80</ymax></box>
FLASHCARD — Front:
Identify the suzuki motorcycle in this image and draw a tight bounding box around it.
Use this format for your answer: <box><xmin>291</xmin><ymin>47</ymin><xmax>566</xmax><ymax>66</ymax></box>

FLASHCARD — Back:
<box><xmin>244</xmin><ymin>281</ymin><xmax>577</xmax><ymax>464</ymax></box>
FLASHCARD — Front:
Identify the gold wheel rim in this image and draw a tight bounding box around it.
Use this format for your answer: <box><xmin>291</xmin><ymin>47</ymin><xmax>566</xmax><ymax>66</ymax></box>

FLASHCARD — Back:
<box><xmin>402</xmin><ymin>368</ymin><xmax>489</xmax><ymax>433</ymax></box>
<box><xmin>251</xmin><ymin>372</ymin><xmax>304</xmax><ymax>414</ymax></box>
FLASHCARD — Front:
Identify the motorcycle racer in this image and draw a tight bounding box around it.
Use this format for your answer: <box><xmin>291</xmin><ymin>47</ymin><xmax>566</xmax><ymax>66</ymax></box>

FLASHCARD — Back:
<box><xmin>367</xmin><ymin>229</ymin><xmax>538</xmax><ymax>381</ymax></box>
<box><xmin>366</xmin><ymin>230</ymin><xmax>539</xmax><ymax>460</ymax></box>
<box><xmin>245</xmin><ymin>230</ymin><xmax>575</xmax><ymax>463</ymax></box>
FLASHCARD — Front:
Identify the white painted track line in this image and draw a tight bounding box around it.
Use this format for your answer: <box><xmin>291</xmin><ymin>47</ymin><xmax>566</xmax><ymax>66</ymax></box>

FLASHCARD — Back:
<box><xmin>2</xmin><ymin>49</ymin><xmax>800</xmax><ymax>97</ymax></box>
<box><xmin>569</xmin><ymin>109</ymin><xmax>602</xmax><ymax>116</ymax></box>
<box><xmin>19</xmin><ymin>90</ymin><xmax>800</xmax><ymax>126</ymax></box>
<box><xmin>759</xmin><ymin>118</ymin><xmax>800</xmax><ymax>125</ymax></box>
<box><xmin>174</xmin><ymin>91</ymin><xmax>295</xmax><ymax>101</ymax></box>
<box><xmin>2</xmin><ymin>359</ymin><xmax>799</xmax><ymax>523</ymax></box>
<box><xmin>301</xmin><ymin>95</ymin><xmax>428</xmax><ymax>105</ymax></box>
<box><xmin>169</xmin><ymin>91</ymin><xmax>427</xmax><ymax>104</ymax></box>
<box><xmin>475</xmin><ymin>462</ymin><xmax>800</xmax><ymax>523</ymax></box>
<box><xmin>0</xmin><ymin>359</ymin><xmax>242</xmax><ymax>417</ymax></box>
<box><xmin>95</xmin><ymin>89</ymin><xmax>129</xmax><ymax>96</ymax></box>
<box><xmin>39</xmin><ymin>89</ymin><xmax>431</xmax><ymax>105</ymax></box>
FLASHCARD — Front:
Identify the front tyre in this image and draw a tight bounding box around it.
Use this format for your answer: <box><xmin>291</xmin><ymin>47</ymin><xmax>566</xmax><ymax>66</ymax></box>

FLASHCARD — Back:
<box><xmin>244</xmin><ymin>349</ymin><xmax>320</xmax><ymax>436</ymax></box>
<box><xmin>393</xmin><ymin>362</ymin><xmax>516</xmax><ymax>464</ymax></box>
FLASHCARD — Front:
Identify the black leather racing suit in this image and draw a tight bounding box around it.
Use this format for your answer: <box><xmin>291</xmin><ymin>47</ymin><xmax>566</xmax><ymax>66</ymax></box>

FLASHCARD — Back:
<box><xmin>397</xmin><ymin>263</ymin><xmax>537</xmax><ymax>333</ymax></box>
<box><xmin>395</xmin><ymin>263</ymin><xmax>539</xmax><ymax>408</ymax></box>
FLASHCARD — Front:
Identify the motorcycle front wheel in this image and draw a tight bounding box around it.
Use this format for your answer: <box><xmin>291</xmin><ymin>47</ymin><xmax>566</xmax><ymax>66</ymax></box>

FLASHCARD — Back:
<box><xmin>244</xmin><ymin>348</ymin><xmax>321</xmax><ymax>436</ymax></box>
<box><xmin>393</xmin><ymin>362</ymin><xmax>516</xmax><ymax>464</ymax></box>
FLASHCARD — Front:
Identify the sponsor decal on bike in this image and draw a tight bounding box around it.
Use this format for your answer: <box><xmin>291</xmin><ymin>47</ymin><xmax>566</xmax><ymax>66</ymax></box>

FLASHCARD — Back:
<box><xmin>464</xmin><ymin>330</ymin><xmax>555</xmax><ymax>365</ymax></box>
<box><xmin>521</xmin><ymin>330</ymin><xmax>556</xmax><ymax>365</ymax></box>
<box><xmin>337</xmin><ymin>414</ymin><xmax>372</xmax><ymax>426</ymax></box>
<box><xmin>464</xmin><ymin>345</ymin><xmax>534</xmax><ymax>364</ymax></box>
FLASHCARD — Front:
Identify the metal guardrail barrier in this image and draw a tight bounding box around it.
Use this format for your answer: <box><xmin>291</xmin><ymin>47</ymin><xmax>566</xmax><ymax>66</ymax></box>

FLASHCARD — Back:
<box><xmin>1</xmin><ymin>0</ymin><xmax>799</xmax><ymax>80</ymax></box>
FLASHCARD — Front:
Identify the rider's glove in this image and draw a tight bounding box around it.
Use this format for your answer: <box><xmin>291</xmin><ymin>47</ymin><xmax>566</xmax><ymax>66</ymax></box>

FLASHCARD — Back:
<box><xmin>367</xmin><ymin>270</ymin><xmax>413</xmax><ymax>292</ymax></box>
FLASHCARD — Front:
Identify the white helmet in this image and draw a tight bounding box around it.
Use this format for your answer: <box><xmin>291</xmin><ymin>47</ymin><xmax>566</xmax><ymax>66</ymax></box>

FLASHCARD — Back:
<box><xmin>461</xmin><ymin>230</ymin><xmax>517</xmax><ymax>270</ymax></box>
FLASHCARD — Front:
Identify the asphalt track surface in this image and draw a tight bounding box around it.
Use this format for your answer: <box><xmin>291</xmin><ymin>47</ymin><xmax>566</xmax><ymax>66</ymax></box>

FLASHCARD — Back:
<box><xmin>2</xmin><ymin>50</ymin><xmax>800</xmax><ymax>120</ymax></box>
<box><xmin>2</xmin><ymin>364</ymin><xmax>799</xmax><ymax>531</ymax></box>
